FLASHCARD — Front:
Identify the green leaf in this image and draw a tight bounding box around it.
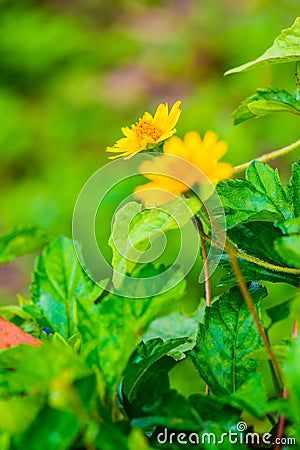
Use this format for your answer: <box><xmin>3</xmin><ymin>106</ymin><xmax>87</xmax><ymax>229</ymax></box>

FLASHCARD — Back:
<box><xmin>95</xmin><ymin>424</ymin><xmax>151</xmax><ymax>450</ymax></box>
<box><xmin>246</xmin><ymin>162</ymin><xmax>293</xmax><ymax>220</ymax></box>
<box><xmin>266</xmin><ymin>298</ymin><xmax>295</xmax><ymax>326</ymax></box>
<box><xmin>77</xmin><ymin>264</ymin><xmax>186</xmax><ymax>400</ymax></box>
<box><xmin>0</xmin><ymin>397</ymin><xmax>43</xmax><ymax>434</ymax></box>
<box><xmin>0</xmin><ymin>226</ymin><xmax>49</xmax><ymax>264</ymax></box>
<box><xmin>292</xmin><ymin>161</ymin><xmax>300</xmax><ymax>216</ymax></box>
<box><xmin>134</xmin><ymin>392</ymin><xmax>245</xmax><ymax>449</ymax></box>
<box><xmin>188</xmin><ymin>283</ymin><xmax>266</xmax><ymax>396</ymax></box>
<box><xmin>0</xmin><ymin>343</ymin><xmax>90</xmax><ymax>396</ymax></box>
<box><xmin>276</xmin><ymin>216</ymin><xmax>300</xmax><ymax>234</ymax></box>
<box><xmin>282</xmin><ymin>335</ymin><xmax>300</xmax><ymax>442</ymax></box>
<box><xmin>30</xmin><ymin>237</ymin><xmax>104</xmax><ymax>339</ymax></box>
<box><xmin>232</xmin><ymin>88</ymin><xmax>300</xmax><ymax>125</ymax></box>
<box><xmin>142</xmin><ymin>306</ymin><xmax>204</xmax><ymax>360</ymax></box>
<box><xmin>217</xmin><ymin>161</ymin><xmax>293</xmax><ymax>229</ymax></box>
<box><xmin>121</xmin><ymin>355</ymin><xmax>176</xmax><ymax>420</ymax></box>
<box><xmin>132</xmin><ymin>389</ymin><xmax>203</xmax><ymax>431</ymax></box>
<box><xmin>221</xmin><ymin>373</ymin><xmax>268</xmax><ymax>418</ymax></box>
<box><xmin>227</xmin><ymin>221</ymin><xmax>285</xmax><ymax>265</ymax></box>
<box><xmin>11</xmin><ymin>406</ymin><xmax>80</xmax><ymax>450</ymax></box>
<box><xmin>274</xmin><ymin>235</ymin><xmax>300</xmax><ymax>268</ymax></box>
<box><xmin>274</xmin><ymin>213</ymin><xmax>300</xmax><ymax>269</ymax></box>
<box><xmin>123</xmin><ymin>338</ymin><xmax>188</xmax><ymax>403</ymax></box>
<box><xmin>225</xmin><ymin>17</ymin><xmax>300</xmax><ymax>75</ymax></box>
<box><xmin>109</xmin><ymin>197</ymin><xmax>200</xmax><ymax>288</ymax></box>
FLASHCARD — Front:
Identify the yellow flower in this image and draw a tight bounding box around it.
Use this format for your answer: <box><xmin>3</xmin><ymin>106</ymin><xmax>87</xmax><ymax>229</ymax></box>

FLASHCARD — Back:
<box><xmin>106</xmin><ymin>101</ymin><xmax>181</xmax><ymax>160</ymax></box>
<box><xmin>134</xmin><ymin>131</ymin><xmax>233</xmax><ymax>205</ymax></box>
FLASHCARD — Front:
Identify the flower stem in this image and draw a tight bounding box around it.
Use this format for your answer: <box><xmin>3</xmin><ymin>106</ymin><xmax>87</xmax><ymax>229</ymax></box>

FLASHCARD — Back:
<box><xmin>233</xmin><ymin>139</ymin><xmax>300</xmax><ymax>175</ymax></box>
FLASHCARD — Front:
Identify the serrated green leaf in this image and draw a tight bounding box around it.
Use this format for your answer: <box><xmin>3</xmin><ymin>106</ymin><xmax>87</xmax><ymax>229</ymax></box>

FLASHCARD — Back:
<box><xmin>232</xmin><ymin>88</ymin><xmax>300</xmax><ymax>125</ymax></box>
<box><xmin>227</xmin><ymin>221</ymin><xmax>285</xmax><ymax>265</ymax></box>
<box><xmin>123</xmin><ymin>338</ymin><xmax>188</xmax><ymax>403</ymax></box>
<box><xmin>188</xmin><ymin>284</ymin><xmax>266</xmax><ymax>396</ymax></box>
<box><xmin>30</xmin><ymin>237</ymin><xmax>104</xmax><ymax>339</ymax></box>
<box><xmin>225</xmin><ymin>17</ymin><xmax>300</xmax><ymax>75</ymax></box>
<box><xmin>246</xmin><ymin>161</ymin><xmax>293</xmax><ymax>219</ymax></box>
<box><xmin>217</xmin><ymin>161</ymin><xmax>293</xmax><ymax>228</ymax></box>
<box><xmin>0</xmin><ymin>226</ymin><xmax>49</xmax><ymax>264</ymax></box>
<box><xmin>292</xmin><ymin>161</ymin><xmax>300</xmax><ymax>216</ymax></box>
<box><xmin>109</xmin><ymin>197</ymin><xmax>200</xmax><ymax>288</ymax></box>
<box><xmin>77</xmin><ymin>264</ymin><xmax>186</xmax><ymax>400</ymax></box>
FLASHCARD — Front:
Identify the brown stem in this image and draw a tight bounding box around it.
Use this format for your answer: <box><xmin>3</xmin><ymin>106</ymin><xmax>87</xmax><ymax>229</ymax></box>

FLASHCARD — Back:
<box><xmin>192</xmin><ymin>218</ymin><xmax>211</xmax><ymax>307</ymax></box>
<box><xmin>274</xmin><ymin>388</ymin><xmax>288</xmax><ymax>450</ymax></box>
<box><xmin>225</xmin><ymin>241</ymin><xmax>285</xmax><ymax>386</ymax></box>
<box><xmin>193</xmin><ymin>217</ymin><xmax>211</xmax><ymax>396</ymax></box>
<box><xmin>292</xmin><ymin>320</ymin><xmax>298</xmax><ymax>339</ymax></box>
<box><xmin>275</xmin><ymin>318</ymin><xmax>299</xmax><ymax>448</ymax></box>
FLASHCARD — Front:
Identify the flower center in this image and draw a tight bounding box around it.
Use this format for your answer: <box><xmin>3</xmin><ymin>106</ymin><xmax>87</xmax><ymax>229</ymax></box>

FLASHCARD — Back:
<box><xmin>133</xmin><ymin>118</ymin><xmax>162</xmax><ymax>143</ymax></box>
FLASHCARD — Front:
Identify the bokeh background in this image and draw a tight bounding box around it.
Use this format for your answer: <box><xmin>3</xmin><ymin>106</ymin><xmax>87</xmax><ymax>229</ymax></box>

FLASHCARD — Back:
<box><xmin>0</xmin><ymin>0</ymin><xmax>299</xmax><ymax>319</ymax></box>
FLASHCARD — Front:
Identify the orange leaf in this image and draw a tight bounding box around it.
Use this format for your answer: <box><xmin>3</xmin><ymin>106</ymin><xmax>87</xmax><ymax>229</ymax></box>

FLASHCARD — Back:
<box><xmin>0</xmin><ymin>316</ymin><xmax>42</xmax><ymax>349</ymax></box>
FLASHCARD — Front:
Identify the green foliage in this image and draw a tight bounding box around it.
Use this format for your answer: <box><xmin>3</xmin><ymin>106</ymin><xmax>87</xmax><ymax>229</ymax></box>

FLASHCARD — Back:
<box><xmin>232</xmin><ymin>88</ymin><xmax>300</xmax><ymax>125</ymax></box>
<box><xmin>30</xmin><ymin>237</ymin><xmax>104</xmax><ymax>339</ymax></box>
<box><xmin>225</xmin><ymin>17</ymin><xmax>300</xmax><ymax>74</ymax></box>
<box><xmin>217</xmin><ymin>161</ymin><xmax>294</xmax><ymax>229</ymax></box>
<box><xmin>216</xmin><ymin>161</ymin><xmax>300</xmax><ymax>286</ymax></box>
<box><xmin>122</xmin><ymin>338</ymin><xmax>188</xmax><ymax>403</ymax></box>
<box><xmin>0</xmin><ymin>226</ymin><xmax>49</xmax><ymax>264</ymax></box>
<box><xmin>282</xmin><ymin>336</ymin><xmax>300</xmax><ymax>442</ymax></box>
<box><xmin>109</xmin><ymin>197</ymin><xmax>200</xmax><ymax>288</ymax></box>
<box><xmin>188</xmin><ymin>284</ymin><xmax>266</xmax><ymax>396</ymax></box>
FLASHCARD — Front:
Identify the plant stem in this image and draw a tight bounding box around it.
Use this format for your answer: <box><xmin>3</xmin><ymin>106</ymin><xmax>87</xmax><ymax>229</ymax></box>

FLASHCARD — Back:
<box><xmin>225</xmin><ymin>240</ymin><xmax>285</xmax><ymax>386</ymax></box>
<box><xmin>193</xmin><ymin>218</ymin><xmax>211</xmax><ymax>308</ymax></box>
<box><xmin>274</xmin><ymin>387</ymin><xmax>288</xmax><ymax>450</ymax></box>
<box><xmin>233</xmin><ymin>139</ymin><xmax>300</xmax><ymax>175</ymax></box>
<box><xmin>198</xmin><ymin>229</ymin><xmax>300</xmax><ymax>276</ymax></box>
<box><xmin>192</xmin><ymin>217</ymin><xmax>211</xmax><ymax>396</ymax></box>
<box><xmin>275</xmin><ymin>317</ymin><xmax>298</xmax><ymax>449</ymax></box>
<box><xmin>192</xmin><ymin>216</ymin><xmax>284</xmax><ymax>384</ymax></box>
<box><xmin>265</xmin><ymin>327</ymin><xmax>282</xmax><ymax>397</ymax></box>
<box><xmin>292</xmin><ymin>320</ymin><xmax>298</xmax><ymax>338</ymax></box>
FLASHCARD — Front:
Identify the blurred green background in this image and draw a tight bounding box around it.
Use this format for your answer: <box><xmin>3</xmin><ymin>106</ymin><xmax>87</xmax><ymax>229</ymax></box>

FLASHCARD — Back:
<box><xmin>0</xmin><ymin>0</ymin><xmax>299</xmax><ymax>307</ymax></box>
